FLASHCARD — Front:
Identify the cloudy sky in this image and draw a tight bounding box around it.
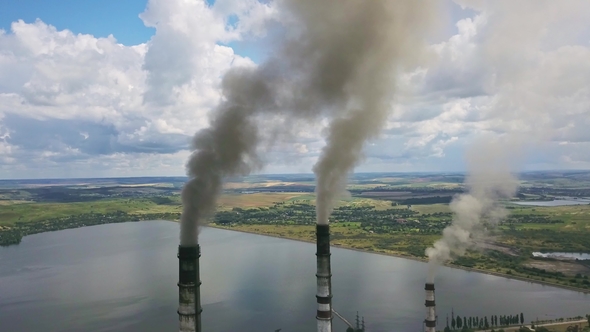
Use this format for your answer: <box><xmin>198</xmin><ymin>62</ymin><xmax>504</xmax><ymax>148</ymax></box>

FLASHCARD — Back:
<box><xmin>1</xmin><ymin>0</ymin><xmax>589</xmax><ymax>179</ymax></box>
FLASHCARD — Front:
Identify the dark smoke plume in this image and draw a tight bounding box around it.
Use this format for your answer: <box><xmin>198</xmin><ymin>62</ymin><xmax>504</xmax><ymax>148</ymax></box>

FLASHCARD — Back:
<box><xmin>304</xmin><ymin>1</ymin><xmax>441</xmax><ymax>225</ymax></box>
<box><xmin>180</xmin><ymin>0</ymin><xmax>441</xmax><ymax>245</ymax></box>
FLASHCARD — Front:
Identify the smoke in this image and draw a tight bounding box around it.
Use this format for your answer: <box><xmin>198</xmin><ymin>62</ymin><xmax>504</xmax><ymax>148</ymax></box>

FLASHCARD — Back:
<box><xmin>306</xmin><ymin>1</ymin><xmax>442</xmax><ymax>225</ymax></box>
<box><xmin>180</xmin><ymin>67</ymin><xmax>270</xmax><ymax>246</ymax></box>
<box><xmin>180</xmin><ymin>0</ymin><xmax>441</xmax><ymax>244</ymax></box>
<box><xmin>426</xmin><ymin>136</ymin><xmax>521</xmax><ymax>281</ymax></box>
<box><xmin>423</xmin><ymin>0</ymin><xmax>590</xmax><ymax>281</ymax></box>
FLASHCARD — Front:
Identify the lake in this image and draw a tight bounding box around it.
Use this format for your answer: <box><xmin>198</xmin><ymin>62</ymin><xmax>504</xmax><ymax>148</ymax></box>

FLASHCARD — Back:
<box><xmin>512</xmin><ymin>198</ymin><xmax>590</xmax><ymax>207</ymax></box>
<box><xmin>1</xmin><ymin>221</ymin><xmax>589</xmax><ymax>332</ymax></box>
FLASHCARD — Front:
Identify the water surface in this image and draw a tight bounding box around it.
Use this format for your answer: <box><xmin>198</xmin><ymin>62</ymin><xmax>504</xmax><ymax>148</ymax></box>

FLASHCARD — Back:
<box><xmin>512</xmin><ymin>198</ymin><xmax>590</xmax><ymax>206</ymax></box>
<box><xmin>1</xmin><ymin>221</ymin><xmax>589</xmax><ymax>332</ymax></box>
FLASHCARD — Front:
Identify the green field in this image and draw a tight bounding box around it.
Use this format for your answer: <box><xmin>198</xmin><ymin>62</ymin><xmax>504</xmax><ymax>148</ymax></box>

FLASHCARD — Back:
<box><xmin>1</xmin><ymin>172</ymin><xmax>590</xmax><ymax>293</ymax></box>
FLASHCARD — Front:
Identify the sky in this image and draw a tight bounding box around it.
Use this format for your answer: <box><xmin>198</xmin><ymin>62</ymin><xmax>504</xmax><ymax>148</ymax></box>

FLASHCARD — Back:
<box><xmin>0</xmin><ymin>0</ymin><xmax>589</xmax><ymax>179</ymax></box>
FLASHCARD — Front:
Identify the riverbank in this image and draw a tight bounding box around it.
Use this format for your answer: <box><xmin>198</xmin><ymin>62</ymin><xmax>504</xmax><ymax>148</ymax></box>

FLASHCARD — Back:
<box><xmin>0</xmin><ymin>212</ymin><xmax>180</xmax><ymax>246</ymax></box>
<box><xmin>480</xmin><ymin>319</ymin><xmax>588</xmax><ymax>332</ymax></box>
<box><xmin>209</xmin><ymin>224</ymin><xmax>590</xmax><ymax>294</ymax></box>
<box><xmin>2</xmin><ymin>217</ymin><xmax>588</xmax><ymax>295</ymax></box>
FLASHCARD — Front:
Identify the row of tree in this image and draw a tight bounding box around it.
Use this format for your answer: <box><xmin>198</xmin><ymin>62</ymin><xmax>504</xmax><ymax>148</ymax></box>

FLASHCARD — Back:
<box><xmin>445</xmin><ymin>312</ymin><xmax>524</xmax><ymax>331</ymax></box>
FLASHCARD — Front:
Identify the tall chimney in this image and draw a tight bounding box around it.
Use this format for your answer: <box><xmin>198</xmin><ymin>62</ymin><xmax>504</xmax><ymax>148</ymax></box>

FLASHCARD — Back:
<box><xmin>178</xmin><ymin>245</ymin><xmax>202</xmax><ymax>332</ymax></box>
<box><xmin>316</xmin><ymin>224</ymin><xmax>333</xmax><ymax>332</ymax></box>
<box><xmin>424</xmin><ymin>283</ymin><xmax>436</xmax><ymax>332</ymax></box>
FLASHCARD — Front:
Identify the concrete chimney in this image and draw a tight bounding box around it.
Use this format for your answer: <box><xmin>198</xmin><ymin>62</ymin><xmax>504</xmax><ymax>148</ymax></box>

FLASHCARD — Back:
<box><xmin>424</xmin><ymin>283</ymin><xmax>436</xmax><ymax>332</ymax></box>
<box><xmin>178</xmin><ymin>245</ymin><xmax>202</xmax><ymax>332</ymax></box>
<box><xmin>316</xmin><ymin>224</ymin><xmax>333</xmax><ymax>332</ymax></box>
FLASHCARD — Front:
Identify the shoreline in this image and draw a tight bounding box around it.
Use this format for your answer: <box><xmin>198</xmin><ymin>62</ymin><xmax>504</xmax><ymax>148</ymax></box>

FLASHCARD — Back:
<box><xmin>209</xmin><ymin>224</ymin><xmax>590</xmax><ymax>295</ymax></box>
<box><xmin>3</xmin><ymin>220</ymin><xmax>588</xmax><ymax>294</ymax></box>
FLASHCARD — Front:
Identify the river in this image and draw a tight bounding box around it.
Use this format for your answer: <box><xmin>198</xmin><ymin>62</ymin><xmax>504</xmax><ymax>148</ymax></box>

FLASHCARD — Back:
<box><xmin>1</xmin><ymin>221</ymin><xmax>589</xmax><ymax>332</ymax></box>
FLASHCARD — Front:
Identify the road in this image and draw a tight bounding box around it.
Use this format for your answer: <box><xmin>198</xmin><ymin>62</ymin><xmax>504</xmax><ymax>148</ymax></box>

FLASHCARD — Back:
<box><xmin>479</xmin><ymin>319</ymin><xmax>587</xmax><ymax>332</ymax></box>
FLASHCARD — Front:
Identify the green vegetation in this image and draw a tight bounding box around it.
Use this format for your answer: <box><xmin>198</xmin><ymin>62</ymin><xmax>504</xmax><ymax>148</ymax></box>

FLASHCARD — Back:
<box><xmin>1</xmin><ymin>172</ymin><xmax>590</xmax><ymax>294</ymax></box>
<box><xmin>445</xmin><ymin>312</ymin><xmax>523</xmax><ymax>331</ymax></box>
<box><xmin>0</xmin><ymin>211</ymin><xmax>180</xmax><ymax>246</ymax></box>
<box><xmin>442</xmin><ymin>313</ymin><xmax>590</xmax><ymax>332</ymax></box>
<box><xmin>0</xmin><ymin>198</ymin><xmax>182</xmax><ymax>227</ymax></box>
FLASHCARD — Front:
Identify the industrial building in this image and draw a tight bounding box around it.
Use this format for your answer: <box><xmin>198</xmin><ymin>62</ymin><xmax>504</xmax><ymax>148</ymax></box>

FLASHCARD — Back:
<box><xmin>176</xmin><ymin>231</ymin><xmax>435</xmax><ymax>332</ymax></box>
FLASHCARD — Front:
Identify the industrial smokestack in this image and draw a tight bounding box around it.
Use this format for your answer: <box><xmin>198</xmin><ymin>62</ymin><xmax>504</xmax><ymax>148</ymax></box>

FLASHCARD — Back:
<box><xmin>178</xmin><ymin>245</ymin><xmax>202</xmax><ymax>332</ymax></box>
<box><xmin>316</xmin><ymin>224</ymin><xmax>332</xmax><ymax>332</ymax></box>
<box><xmin>424</xmin><ymin>283</ymin><xmax>436</xmax><ymax>332</ymax></box>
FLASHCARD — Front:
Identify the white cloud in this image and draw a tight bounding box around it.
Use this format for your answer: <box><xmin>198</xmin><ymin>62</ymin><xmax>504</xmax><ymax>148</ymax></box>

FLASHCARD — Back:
<box><xmin>1</xmin><ymin>0</ymin><xmax>590</xmax><ymax>178</ymax></box>
<box><xmin>387</xmin><ymin>0</ymin><xmax>590</xmax><ymax>168</ymax></box>
<box><xmin>0</xmin><ymin>0</ymin><xmax>270</xmax><ymax>178</ymax></box>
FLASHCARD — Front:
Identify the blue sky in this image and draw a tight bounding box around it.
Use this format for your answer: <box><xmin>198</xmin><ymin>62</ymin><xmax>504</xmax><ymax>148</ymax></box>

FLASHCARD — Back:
<box><xmin>0</xmin><ymin>0</ymin><xmax>589</xmax><ymax>179</ymax></box>
<box><xmin>0</xmin><ymin>0</ymin><xmax>268</xmax><ymax>61</ymax></box>
<box><xmin>1</xmin><ymin>0</ymin><xmax>154</xmax><ymax>45</ymax></box>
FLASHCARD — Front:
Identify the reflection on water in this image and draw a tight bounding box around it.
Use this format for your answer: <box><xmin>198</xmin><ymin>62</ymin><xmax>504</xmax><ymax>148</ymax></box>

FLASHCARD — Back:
<box><xmin>1</xmin><ymin>221</ymin><xmax>589</xmax><ymax>332</ymax></box>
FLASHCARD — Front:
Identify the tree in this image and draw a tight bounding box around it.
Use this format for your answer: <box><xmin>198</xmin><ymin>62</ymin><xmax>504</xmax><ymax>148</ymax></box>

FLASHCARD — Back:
<box><xmin>520</xmin><ymin>313</ymin><xmax>524</xmax><ymax>325</ymax></box>
<box><xmin>485</xmin><ymin>316</ymin><xmax>489</xmax><ymax>329</ymax></box>
<box><xmin>464</xmin><ymin>317</ymin><xmax>467</xmax><ymax>329</ymax></box>
<box><xmin>457</xmin><ymin>316</ymin><xmax>463</xmax><ymax>329</ymax></box>
<box><xmin>452</xmin><ymin>317</ymin><xmax>456</xmax><ymax>330</ymax></box>
<box><xmin>444</xmin><ymin>327</ymin><xmax>451</xmax><ymax>332</ymax></box>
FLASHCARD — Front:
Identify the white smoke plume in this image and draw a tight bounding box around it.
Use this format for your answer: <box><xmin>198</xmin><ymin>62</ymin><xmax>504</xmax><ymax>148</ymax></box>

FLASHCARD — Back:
<box><xmin>424</xmin><ymin>0</ymin><xmax>590</xmax><ymax>281</ymax></box>
<box><xmin>426</xmin><ymin>137</ymin><xmax>520</xmax><ymax>281</ymax></box>
<box><xmin>180</xmin><ymin>0</ymin><xmax>442</xmax><ymax>245</ymax></box>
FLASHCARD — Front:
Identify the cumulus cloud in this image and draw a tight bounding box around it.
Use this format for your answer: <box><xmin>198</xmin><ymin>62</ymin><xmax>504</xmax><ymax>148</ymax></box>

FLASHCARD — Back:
<box><xmin>1</xmin><ymin>0</ymin><xmax>590</xmax><ymax>178</ymax></box>
<box><xmin>0</xmin><ymin>0</ymin><xmax>277</xmax><ymax>178</ymax></box>
<box><xmin>386</xmin><ymin>0</ymin><xmax>590</xmax><ymax>167</ymax></box>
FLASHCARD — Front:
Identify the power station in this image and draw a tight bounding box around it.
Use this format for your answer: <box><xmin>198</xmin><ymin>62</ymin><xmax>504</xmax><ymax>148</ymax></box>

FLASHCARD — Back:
<box><xmin>176</xmin><ymin>234</ymin><xmax>433</xmax><ymax>332</ymax></box>
<box><xmin>424</xmin><ymin>283</ymin><xmax>437</xmax><ymax>332</ymax></box>
<box><xmin>178</xmin><ymin>245</ymin><xmax>202</xmax><ymax>332</ymax></box>
<box><xmin>316</xmin><ymin>224</ymin><xmax>333</xmax><ymax>332</ymax></box>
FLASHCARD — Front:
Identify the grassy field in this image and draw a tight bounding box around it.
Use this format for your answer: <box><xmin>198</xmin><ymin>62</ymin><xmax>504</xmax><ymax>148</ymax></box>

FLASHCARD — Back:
<box><xmin>0</xmin><ymin>198</ymin><xmax>181</xmax><ymax>226</ymax></box>
<box><xmin>0</xmin><ymin>192</ymin><xmax>308</xmax><ymax>226</ymax></box>
<box><xmin>217</xmin><ymin>193</ymin><xmax>308</xmax><ymax>209</ymax></box>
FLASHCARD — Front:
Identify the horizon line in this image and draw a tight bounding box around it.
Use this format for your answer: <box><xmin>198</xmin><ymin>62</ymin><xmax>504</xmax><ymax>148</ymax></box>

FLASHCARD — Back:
<box><xmin>1</xmin><ymin>169</ymin><xmax>589</xmax><ymax>182</ymax></box>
